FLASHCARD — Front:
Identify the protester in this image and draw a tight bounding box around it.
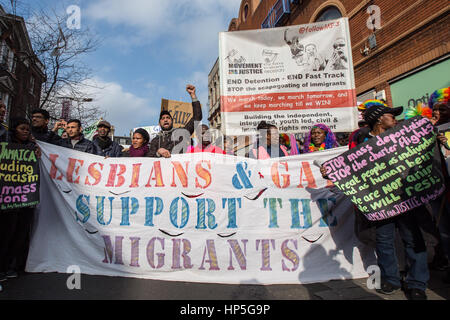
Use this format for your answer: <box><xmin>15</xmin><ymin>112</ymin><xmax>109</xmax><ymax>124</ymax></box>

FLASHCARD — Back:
<box><xmin>0</xmin><ymin>118</ymin><xmax>40</xmax><ymax>282</ymax></box>
<box><xmin>61</xmin><ymin>119</ymin><xmax>101</xmax><ymax>155</ymax></box>
<box><xmin>322</xmin><ymin>103</ymin><xmax>431</xmax><ymax>299</ymax></box>
<box><xmin>149</xmin><ymin>84</ymin><xmax>202</xmax><ymax>158</ymax></box>
<box><xmin>280</xmin><ymin>133</ymin><xmax>301</xmax><ymax>155</ymax></box>
<box><xmin>187</xmin><ymin>124</ymin><xmax>225</xmax><ymax>154</ymax></box>
<box><xmin>92</xmin><ymin>120</ymin><xmax>123</xmax><ymax>157</ymax></box>
<box><xmin>30</xmin><ymin>109</ymin><xmax>64</xmax><ymax>146</ymax></box>
<box><xmin>303</xmin><ymin>123</ymin><xmax>339</xmax><ymax>153</ymax></box>
<box><xmin>249</xmin><ymin>121</ymin><xmax>288</xmax><ymax>159</ymax></box>
<box><xmin>428</xmin><ymin>87</ymin><xmax>450</xmax><ymax>282</ymax></box>
<box><xmin>295</xmin><ymin>139</ymin><xmax>304</xmax><ymax>154</ymax></box>
<box><xmin>0</xmin><ymin>100</ymin><xmax>7</xmax><ymax>142</ymax></box>
<box><xmin>336</xmin><ymin>132</ymin><xmax>350</xmax><ymax>147</ymax></box>
<box><xmin>122</xmin><ymin>128</ymin><xmax>151</xmax><ymax>157</ymax></box>
<box><xmin>61</xmin><ymin>131</ymin><xmax>68</xmax><ymax>139</ymax></box>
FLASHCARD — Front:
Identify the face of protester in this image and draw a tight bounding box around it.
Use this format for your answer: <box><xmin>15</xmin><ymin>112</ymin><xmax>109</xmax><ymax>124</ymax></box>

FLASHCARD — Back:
<box><xmin>31</xmin><ymin>112</ymin><xmax>49</xmax><ymax>129</ymax></box>
<box><xmin>378</xmin><ymin>113</ymin><xmax>398</xmax><ymax>130</ymax></box>
<box><xmin>97</xmin><ymin>125</ymin><xmax>110</xmax><ymax>138</ymax></box>
<box><xmin>15</xmin><ymin>123</ymin><xmax>31</xmax><ymax>143</ymax></box>
<box><xmin>311</xmin><ymin>127</ymin><xmax>326</xmax><ymax>146</ymax></box>
<box><xmin>132</xmin><ymin>132</ymin><xmax>146</xmax><ymax>149</ymax></box>
<box><xmin>432</xmin><ymin>103</ymin><xmax>450</xmax><ymax>125</ymax></box>
<box><xmin>61</xmin><ymin>131</ymin><xmax>68</xmax><ymax>139</ymax></box>
<box><xmin>160</xmin><ymin>115</ymin><xmax>173</xmax><ymax>131</ymax></box>
<box><xmin>66</xmin><ymin>121</ymin><xmax>82</xmax><ymax>139</ymax></box>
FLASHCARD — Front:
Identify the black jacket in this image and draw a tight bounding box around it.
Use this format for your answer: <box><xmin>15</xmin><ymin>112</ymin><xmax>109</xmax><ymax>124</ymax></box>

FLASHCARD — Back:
<box><xmin>62</xmin><ymin>134</ymin><xmax>101</xmax><ymax>155</ymax></box>
<box><xmin>149</xmin><ymin>100</ymin><xmax>202</xmax><ymax>157</ymax></box>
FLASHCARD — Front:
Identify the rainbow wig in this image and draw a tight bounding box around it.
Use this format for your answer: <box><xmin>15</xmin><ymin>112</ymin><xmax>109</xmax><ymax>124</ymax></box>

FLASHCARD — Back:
<box><xmin>358</xmin><ymin>99</ymin><xmax>388</xmax><ymax>112</ymax></box>
<box><xmin>303</xmin><ymin>123</ymin><xmax>339</xmax><ymax>153</ymax></box>
<box><xmin>428</xmin><ymin>87</ymin><xmax>450</xmax><ymax>109</ymax></box>
<box><xmin>404</xmin><ymin>102</ymin><xmax>432</xmax><ymax>120</ymax></box>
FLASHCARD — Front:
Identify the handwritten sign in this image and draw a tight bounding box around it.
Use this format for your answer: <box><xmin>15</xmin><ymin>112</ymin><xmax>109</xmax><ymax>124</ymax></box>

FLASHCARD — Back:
<box><xmin>0</xmin><ymin>142</ymin><xmax>40</xmax><ymax>210</ymax></box>
<box><xmin>322</xmin><ymin>116</ymin><xmax>445</xmax><ymax>221</ymax></box>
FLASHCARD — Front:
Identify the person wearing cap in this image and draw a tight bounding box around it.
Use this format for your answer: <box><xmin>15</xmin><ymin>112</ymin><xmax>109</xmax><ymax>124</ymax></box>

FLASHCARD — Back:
<box><xmin>122</xmin><ymin>128</ymin><xmax>151</xmax><ymax>157</ymax></box>
<box><xmin>61</xmin><ymin>119</ymin><xmax>101</xmax><ymax>155</ymax></box>
<box><xmin>92</xmin><ymin>120</ymin><xmax>123</xmax><ymax>157</ymax></box>
<box><xmin>149</xmin><ymin>84</ymin><xmax>202</xmax><ymax>158</ymax></box>
<box><xmin>30</xmin><ymin>109</ymin><xmax>64</xmax><ymax>146</ymax></box>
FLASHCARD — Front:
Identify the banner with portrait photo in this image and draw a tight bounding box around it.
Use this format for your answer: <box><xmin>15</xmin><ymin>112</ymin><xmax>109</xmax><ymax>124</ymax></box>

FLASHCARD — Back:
<box><xmin>219</xmin><ymin>18</ymin><xmax>358</xmax><ymax>136</ymax></box>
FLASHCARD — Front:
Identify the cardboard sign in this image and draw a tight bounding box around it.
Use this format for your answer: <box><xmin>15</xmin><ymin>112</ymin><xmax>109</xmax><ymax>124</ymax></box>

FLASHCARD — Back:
<box><xmin>161</xmin><ymin>98</ymin><xmax>193</xmax><ymax>129</ymax></box>
<box><xmin>322</xmin><ymin>116</ymin><xmax>445</xmax><ymax>221</ymax></box>
<box><xmin>0</xmin><ymin>142</ymin><xmax>40</xmax><ymax>210</ymax></box>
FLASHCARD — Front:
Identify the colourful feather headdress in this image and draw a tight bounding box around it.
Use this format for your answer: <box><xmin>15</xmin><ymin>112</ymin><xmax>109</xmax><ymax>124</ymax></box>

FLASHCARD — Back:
<box><xmin>428</xmin><ymin>87</ymin><xmax>450</xmax><ymax>108</ymax></box>
<box><xmin>404</xmin><ymin>102</ymin><xmax>432</xmax><ymax>120</ymax></box>
<box><xmin>358</xmin><ymin>99</ymin><xmax>388</xmax><ymax>112</ymax></box>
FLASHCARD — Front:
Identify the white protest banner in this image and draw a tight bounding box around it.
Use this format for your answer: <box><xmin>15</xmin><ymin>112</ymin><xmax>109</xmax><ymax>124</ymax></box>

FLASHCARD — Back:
<box><xmin>26</xmin><ymin>142</ymin><xmax>375</xmax><ymax>284</ymax></box>
<box><xmin>219</xmin><ymin>18</ymin><xmax>358</xmax><ymax>135</ymax></box>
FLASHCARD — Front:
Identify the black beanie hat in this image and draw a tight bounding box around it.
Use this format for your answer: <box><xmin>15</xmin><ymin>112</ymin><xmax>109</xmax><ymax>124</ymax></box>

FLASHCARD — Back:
<box><xmin>133</xmin><ymin>128</ymin><xmax>150</xmax><ymax>143</ymax></box>
<box><xmin>159</xmin><ymin>110</ymin><xmax>172</xmax><ymax>120</ymax></box>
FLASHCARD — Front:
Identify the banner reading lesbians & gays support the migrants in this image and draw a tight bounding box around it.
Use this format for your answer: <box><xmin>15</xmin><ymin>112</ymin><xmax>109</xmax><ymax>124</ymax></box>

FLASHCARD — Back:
<box><xmin>322</xmin><ymin>116</ymin><xmax>445</xmax><ymax>221</ymax></box>
<box><xmin>219</xmin><ymin>18</ymin><xmax>358</xmax><ymax>135</ymax></box>
<box><xmin>26</xmin><ymin>142</ymin><xmax>376</xmax><ymax>285</ymax></box>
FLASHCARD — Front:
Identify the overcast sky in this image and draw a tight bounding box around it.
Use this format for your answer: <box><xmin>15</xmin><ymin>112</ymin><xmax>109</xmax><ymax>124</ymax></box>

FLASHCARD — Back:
<box><xmin>4</xmin><ymin>0</ymin><xmax>241</xmax><ymax>135</ymax></box>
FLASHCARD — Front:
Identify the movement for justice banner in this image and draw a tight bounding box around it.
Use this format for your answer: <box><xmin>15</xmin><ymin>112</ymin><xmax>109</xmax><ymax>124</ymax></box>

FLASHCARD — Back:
<box><xmin>26</xmin><ymin>142</ymin><xmax>376</xmax><ymax>285</ymax></box>
<box><xmin>322</xmin><ymin>116</ymin><xmax>445</xmax><ymax>221</ymax></box>
<box><xmin>219</xmin><ymin>18</ymin><xmax>358</xmax><ymax>135</ymax></box>
<box><xmin>0</xmin><ymin>142</ymin><xmax>40</xmax><ymax>210</ymax></box>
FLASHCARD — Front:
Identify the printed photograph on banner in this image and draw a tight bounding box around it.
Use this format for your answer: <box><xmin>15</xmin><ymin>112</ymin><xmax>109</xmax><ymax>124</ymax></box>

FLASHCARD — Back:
<box><xmin>219</xmin><ymin>18</ymin><xmax>358</xmax><ymax>136</ymax></box>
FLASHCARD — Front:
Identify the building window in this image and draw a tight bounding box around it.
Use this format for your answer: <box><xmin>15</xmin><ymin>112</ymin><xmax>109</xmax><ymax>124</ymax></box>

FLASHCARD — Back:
<box><xmin>243</xmin><ymin>4</ymin><xmax>249</xmax><ymax>21</ymax></box>
<box><xmin>315</xmin><ymin>6</ymin><xmax>342</xmax><ymax>22</ymax></box>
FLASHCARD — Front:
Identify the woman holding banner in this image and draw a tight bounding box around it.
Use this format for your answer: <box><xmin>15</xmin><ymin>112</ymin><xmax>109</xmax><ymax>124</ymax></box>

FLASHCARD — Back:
<box><xmin>0</xmin><ymin>118</ymin><xmax>40</xmax><ymax>282</ymax></box>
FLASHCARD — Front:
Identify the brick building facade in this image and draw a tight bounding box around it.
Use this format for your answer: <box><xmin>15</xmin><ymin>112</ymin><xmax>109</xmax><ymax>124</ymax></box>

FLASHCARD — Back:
<box><xmin>0</xmin><ymin>5</ymin><xmax>45</xmax><ymax>125</ymax></box>
<box><xmin>208</xmin><ymin>0</ymin><xmax>449</xmax><ymax>132</ymax></box>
